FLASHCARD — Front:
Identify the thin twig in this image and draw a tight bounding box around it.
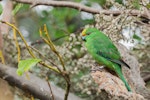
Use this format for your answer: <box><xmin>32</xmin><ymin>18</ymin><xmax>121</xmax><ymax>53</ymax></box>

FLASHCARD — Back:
<box><xmin>40</xmin><ymin>25</ymin><xmax>70</xmax><ymax>100</ymax></box>
<box><xmin>13</xmin><ymin>28</ymin><xmax>21</xmax><ymax>62</ymax></box>
<box><xmin>29</xmin><ymin>46</ymin><xmax>58</xmax><ymax>67</ymax></box>
<box><xmin>64</xmin><ymin>78</ymin><xmax>70</xmax><ymax>100</ymax></box>
<box><xmin>11</xmin><ymin>0</ymin><xmax>150</xmax><ymax>20</ymax></box>
<box><xmin>43</xmin><ymin>25</ymin><xmax>66</xmax><ymax>71</ymax></box>
<box><xmin>30</xmin><ymin>34</ymin><xmax>69</xmax><ymax>46</ymax></box>
<box><xmin>39</xmin><ymin>36</ymin><xmax>62</xmax><ymax>73</ymax></box>
<box><xmin>46</xmin><ymin>77</ymin><xmax>55</xmax><ymax>100</ymax></box>
<box><xmin>1</xmin><ymin>21</ymin><xmax>35</xmax><ymax>58</ymax></box>
<box><xmin>39</xmin><ymin>27</ymin><xmax>65</xmax><ymax>72</ymax></box>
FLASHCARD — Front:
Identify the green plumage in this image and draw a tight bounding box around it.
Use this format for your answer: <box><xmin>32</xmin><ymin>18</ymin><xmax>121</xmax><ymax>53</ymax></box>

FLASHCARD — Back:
<box><xmin>81</xmin><ymin>28</ymin><xmax>131</xmax><ymax>91</ymax></box>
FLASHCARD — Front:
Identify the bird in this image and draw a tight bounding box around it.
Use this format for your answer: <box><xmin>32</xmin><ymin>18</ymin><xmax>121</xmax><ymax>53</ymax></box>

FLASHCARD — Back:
<box><xmin>81</xmin><ymin>27</ymin><xmax>131</xmax><ymax>91</ymax></box>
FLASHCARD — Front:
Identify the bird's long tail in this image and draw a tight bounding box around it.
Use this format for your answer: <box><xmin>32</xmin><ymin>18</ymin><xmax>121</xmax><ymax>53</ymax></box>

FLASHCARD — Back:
<box><xmin>116</xmin><ymin>68</ymin><xmax>131</xmax><ymax>92</ymax></box>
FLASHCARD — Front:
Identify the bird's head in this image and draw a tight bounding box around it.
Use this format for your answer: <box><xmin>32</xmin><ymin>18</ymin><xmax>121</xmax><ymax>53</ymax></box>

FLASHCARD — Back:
<box><xmin>81</xmin><ymin>28</ymin><xmax>98</xmax><ymax>41</ymax></box>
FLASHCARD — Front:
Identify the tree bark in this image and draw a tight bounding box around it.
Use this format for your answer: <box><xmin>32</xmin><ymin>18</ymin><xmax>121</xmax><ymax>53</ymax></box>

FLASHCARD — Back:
<box><xmin>0</xmin><ymin>63</ymin><xmax>83</xmax><ymax>100</ymax></box>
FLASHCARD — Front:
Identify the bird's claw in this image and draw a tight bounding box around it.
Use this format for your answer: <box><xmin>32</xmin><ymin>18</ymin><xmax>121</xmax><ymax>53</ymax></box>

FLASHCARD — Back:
<box><xmin>90</xmin><ymin>66</ymin><xmax>105</xmax><ymax>72</ymax></box>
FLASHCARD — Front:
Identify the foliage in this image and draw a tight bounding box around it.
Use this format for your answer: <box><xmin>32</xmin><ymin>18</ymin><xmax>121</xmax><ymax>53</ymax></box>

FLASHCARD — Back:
<box><xmin>15</xmin><ymin>4</ymin><xmax>94</xmax><ymax>44</ymax></box>
<box><xmin>17</xmin><ymin>58</ymin><xmax>41</xmax><ymax>76</ymax></box>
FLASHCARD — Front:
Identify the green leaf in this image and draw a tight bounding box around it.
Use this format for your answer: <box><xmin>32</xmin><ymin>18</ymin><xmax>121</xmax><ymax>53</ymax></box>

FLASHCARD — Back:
<box><xmin>0</xmin><ymin>4</ymin><xmax>3</xmax><ymax>15</ymax></box>
<box><xmin>17</xmin><ymin>58</ymin><xmax>41</xmax><ymax>76</ymax></box>
<box><xmin>133</xmin><ymin>34</ymin><xmax>141</xmax><ymax>41</ymax></box>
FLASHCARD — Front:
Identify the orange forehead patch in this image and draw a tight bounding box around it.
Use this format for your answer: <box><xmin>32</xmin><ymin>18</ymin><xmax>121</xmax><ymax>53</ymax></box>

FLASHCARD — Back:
<box><xmin>81</xmin><ymin>29</ymin><xmax>87</xmax><ymax>36</ymax></box>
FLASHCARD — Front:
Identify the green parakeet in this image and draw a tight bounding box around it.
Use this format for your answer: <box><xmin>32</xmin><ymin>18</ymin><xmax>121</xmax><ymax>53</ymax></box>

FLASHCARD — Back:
<box><xmin>81</xmin><ymin>28</ymin><xmax>131</xmax><ymax>91</ymax></box>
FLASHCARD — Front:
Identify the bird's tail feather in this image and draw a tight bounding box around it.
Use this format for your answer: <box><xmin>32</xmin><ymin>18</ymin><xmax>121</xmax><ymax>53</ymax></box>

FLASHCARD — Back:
<box><xmin>116</xmin><ymin>69</ymin><xmax>131</xmax><ymax>92</ymax></box>
<box><xmin>119</xmin><ymin>59</ymin><xmax>130</xmax><ymax>69</ymax></box>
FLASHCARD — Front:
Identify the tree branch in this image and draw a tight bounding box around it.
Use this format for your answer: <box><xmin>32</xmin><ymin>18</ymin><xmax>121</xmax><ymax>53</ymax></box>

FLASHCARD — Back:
<box><xmin>0</xmin><ymin>63</ymin><xmax>83</xmax><ymax>100</ymax></box>
<box><xmin>91</xmin><ymin>70</ymin><xmax>145</xmax><ymax>100</ymax></box>
<box><xmin>11</xmin><ymin>0</ymin><xmax>150</xmax><ymax>20</ymax></box>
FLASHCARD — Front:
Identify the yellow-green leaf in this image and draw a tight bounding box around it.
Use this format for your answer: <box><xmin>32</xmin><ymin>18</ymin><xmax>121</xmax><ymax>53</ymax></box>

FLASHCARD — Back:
<box><xmin>17</xmin><ymin>58</ymin><xmax>41</xmax><ymax>76</ymax></box>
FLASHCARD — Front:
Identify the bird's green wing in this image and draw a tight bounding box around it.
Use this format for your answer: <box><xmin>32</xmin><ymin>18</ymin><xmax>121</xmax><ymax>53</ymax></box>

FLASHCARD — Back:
<box><xmin>87</xmin><ymin>32</ymin><xmax>120</xmax><ymax>59</ymax></box>
<box><xmin>97</xmin><ymin>50</ymin><xmax>130</xmax><ymax>69</ymax></box>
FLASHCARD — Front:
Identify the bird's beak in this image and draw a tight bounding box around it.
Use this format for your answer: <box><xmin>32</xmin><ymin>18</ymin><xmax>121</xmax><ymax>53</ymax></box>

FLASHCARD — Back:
<box><xmin>81</xmin><ymin>36</ymin><xmax>86</xmax><ymax>41</ymax></box>
<box><xmin>81</xmin><ymin>29</ymin><xmax>86</xmax><ymax>36</ymax></box>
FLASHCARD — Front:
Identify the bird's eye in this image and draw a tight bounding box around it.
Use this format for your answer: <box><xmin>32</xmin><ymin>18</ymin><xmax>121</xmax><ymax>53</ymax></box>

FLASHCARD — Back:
<box><xmin>86</xmin><ymin>32</ymin><xmax>91</xmax><ymax>35</ymax></box>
